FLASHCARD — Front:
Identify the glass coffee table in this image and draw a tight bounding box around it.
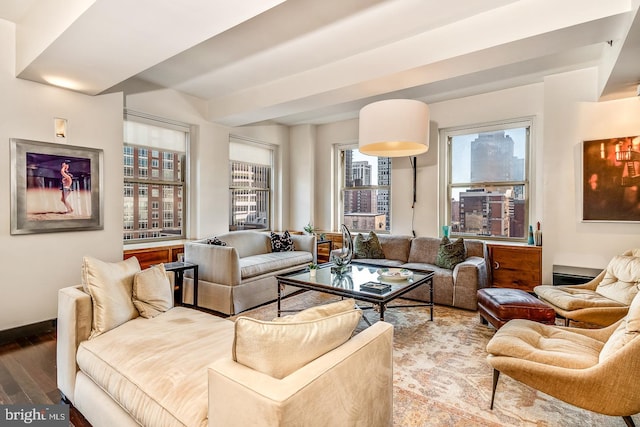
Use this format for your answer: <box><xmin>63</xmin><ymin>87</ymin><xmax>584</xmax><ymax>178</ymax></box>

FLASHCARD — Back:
<box><xmin>276</xmin><ymin>263</ymin><xmax>434</xmax><ymax>322</ymax></box>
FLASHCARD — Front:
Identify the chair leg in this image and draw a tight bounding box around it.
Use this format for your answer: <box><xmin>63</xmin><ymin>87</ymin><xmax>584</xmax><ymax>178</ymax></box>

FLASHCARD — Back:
<box><xmin>490</xmin><ymin>369</ymin><xmax>500</xmax><ymax>410</ymax></box>
<box><xmin>623</xmin><ymin>416</ymin><xmax>635</xmax><ymax>427</ymax></box>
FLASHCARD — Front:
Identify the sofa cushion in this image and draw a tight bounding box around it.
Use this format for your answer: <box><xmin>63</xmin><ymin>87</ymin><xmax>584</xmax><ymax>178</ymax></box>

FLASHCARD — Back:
<box><xmin>81</xmin><ymin>256</ymin><xmax>140</xmax><ymax>339</ymax></box>
<box><xmin>274</xmin><ymin>298</ymin><xmax>355</xmax><ymax>322</ymax></box>
<box><xmin>379</xmin><ymin>234</ymin><xmax>412</xmax><ymax>262</ymax></box>
<box><xmin>233</xmin><ymin>308</ymin><xmax>362</xmax><ymax>379</ymax></box>
<box><xmin>239</xmin><ymin>251</ymin><xmax>313</xmax><ymax>279</ymax></box>
<box><xmin>354</xmin><ymin>232</ymin><xmax>385</xmax><ymax>259</ymax></box>
<box><xmin>77</xmin><ymin>307</ymin><xmax>234</xmax><ymax>427</ymax></box>
<box><xmin>132</xmin><ymin>264</ymin><xmax>173</xmax><ymax>319</ymax></box>
<box><xmin>486</xmin><ymin>319</ymin><xmax>604</xmax><ymax>369</ymax></box>
<box><xmin>270</xmin><ymin>230</ymin><xmax>295</xmax><ymax>252</ymax></box>
<box><xmin>595</xmin><ymin>255</ymin><xmax>640</xmax><ymax>305</ymax></box>
<box><xmin>407</xmin><ymin>237</ymin><xmax>439</xmax><ymax>264</ymax></box>
<box><xmin>435</xmin><ymin>237</ymin><xmax>467</xmax><ymax>270</ymax></box>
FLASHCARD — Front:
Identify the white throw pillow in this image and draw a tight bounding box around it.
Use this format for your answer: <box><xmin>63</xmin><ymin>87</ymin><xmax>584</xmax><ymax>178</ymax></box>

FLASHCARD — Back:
<box><xmin>82</xmin><ymin>256</ymin><xmax>141</xmax><ymax>339</ymax></box>
<box><xmin>273</xmin><ymin>298</ymin><xmax>355</xmax><ymax>322</ymax></box>
<box><xmin>132</xmin><ymin>264</ymin><xmax>174</xmax><ymax>319</ymax></box>
<box><xmin>233</xmin><ymin>308</ymin><xmax>362</xmax><ymax>379</ymax></box>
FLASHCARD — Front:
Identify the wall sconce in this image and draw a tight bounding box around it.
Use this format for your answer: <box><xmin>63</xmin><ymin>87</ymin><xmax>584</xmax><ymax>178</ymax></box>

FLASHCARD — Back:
<box><xmin>54</xmin><ymin>118</ymin><xmax>67</xmax><ymax>139</ymax></box>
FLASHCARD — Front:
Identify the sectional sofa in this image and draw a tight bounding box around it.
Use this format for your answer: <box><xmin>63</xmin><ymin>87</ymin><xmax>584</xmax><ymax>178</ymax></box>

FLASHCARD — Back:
<box><xmin>57</xmin><ymin>256</ymin><xmax>393</xmax><ymax>427</ymax></box>
<box><xmin>351</xmin><ymin>234</ymin><xmax>490</xmax><ymax>310</ymax></box>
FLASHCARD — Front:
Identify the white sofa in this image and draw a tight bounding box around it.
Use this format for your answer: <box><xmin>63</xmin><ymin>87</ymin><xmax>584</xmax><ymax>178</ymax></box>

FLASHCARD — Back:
<box><xmin>184</xmin><ymin>231</ymin><xmax>316</xmax><ymax>315</ymax></box>
<box><xmin>57</xmin><ymin>281</ymin><xmax>393</xmax><ymax>427</ymax></box>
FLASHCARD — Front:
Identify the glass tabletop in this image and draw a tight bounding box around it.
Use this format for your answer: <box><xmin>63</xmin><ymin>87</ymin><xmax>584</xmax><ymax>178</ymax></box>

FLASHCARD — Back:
<box><xmin>281</xmin><ymin>263</ymin><xmax>432</xmax><ymax>296</ymax></box>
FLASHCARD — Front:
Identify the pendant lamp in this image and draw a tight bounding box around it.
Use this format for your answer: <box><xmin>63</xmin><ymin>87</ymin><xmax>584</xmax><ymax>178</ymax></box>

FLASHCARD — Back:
<box><xmin>358</xmin><ymin>99</ymin><xmax>429</xmax><ymax>157</ymax></box>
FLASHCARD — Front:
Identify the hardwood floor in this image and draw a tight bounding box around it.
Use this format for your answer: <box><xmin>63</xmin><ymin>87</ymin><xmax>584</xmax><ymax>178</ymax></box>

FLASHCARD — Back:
<box><xmin>0</xmin><ymin>331</ymin><xmax>91</xmax><ymax>426</ymax></box>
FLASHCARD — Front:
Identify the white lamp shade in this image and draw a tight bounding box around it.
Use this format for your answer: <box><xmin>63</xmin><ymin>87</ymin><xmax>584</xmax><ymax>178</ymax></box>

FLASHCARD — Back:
<box><xmin>358</xmin><ymin>99</ymin><xmax>429</xmax><ymax>157</ymax></box>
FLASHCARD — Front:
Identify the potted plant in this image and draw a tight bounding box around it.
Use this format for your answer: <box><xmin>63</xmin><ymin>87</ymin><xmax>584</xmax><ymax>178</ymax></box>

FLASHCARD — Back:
<box><xmin>303</xmin><ymin>223</ymin><xmax>317</xmax><ymax>235</ymax></box>
<box><xmin>308</xmin><ymin>262</ymin><xmax>319</xmax><ymax>277</ymax></box>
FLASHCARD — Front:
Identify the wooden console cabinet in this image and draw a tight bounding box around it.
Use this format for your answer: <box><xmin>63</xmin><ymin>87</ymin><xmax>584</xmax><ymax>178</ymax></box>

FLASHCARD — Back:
<box><xmin>488</xmin><ymin>244</ymin><xmax>542</xmax><ymax>292</ymax></box>
<box><xmin>123</xmin><ymin>243</ymin><xmax>185</xmax><ymax>269</ymax></box>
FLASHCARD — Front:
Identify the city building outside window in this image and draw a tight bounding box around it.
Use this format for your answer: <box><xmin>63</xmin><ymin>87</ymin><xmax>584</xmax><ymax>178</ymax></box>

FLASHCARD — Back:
<box><xmin>229</xmin><ymin>137</ymin><xmax>274</xmax><ymax>231</ymax></box>
<box><xmin>123</xmin><ymin>112</ymin><xmax>189</xmax><ymax>242</ymax></box>
<box><xmin>442</xmin><ymin>118</ymin><xmax>532</xmax><ymax>241</ymax></box>
<box><xmin>337</xmin><ymin>145</ymin><xmax>391</xmax><ymax>233</ymax></box>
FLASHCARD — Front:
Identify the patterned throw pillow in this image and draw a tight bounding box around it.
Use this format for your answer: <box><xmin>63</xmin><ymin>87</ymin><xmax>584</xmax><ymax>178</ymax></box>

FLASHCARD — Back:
<box><xmin>354</xmin><ymin>231</ymin><xmax>385</xmax><ymax>259</ymax></box>
<box><xmin>206</xmin><ymin>237</ymin><xmax>227</xmax><ymax>246</ymax></box>
<box><xmin>435</xmin><ymin>237</ymin><xmax>466</xmax><ymax>269</ymax></box>
<box><xmin>270</xmin><ymin>230</ymin><xmax>295</xmax><ymax>252</ymax></box>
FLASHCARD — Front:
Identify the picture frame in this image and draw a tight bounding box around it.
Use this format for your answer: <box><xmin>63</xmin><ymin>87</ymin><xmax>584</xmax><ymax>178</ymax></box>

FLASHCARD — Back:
<box><xmin>582</xmin><ymin>135</ymin><xmax>640</xmax><ymax>222</ymax></box>
<box><xmin>10</xmin><ymin>138</ymin><xmax>104</xmax><ymax>234</ymax></box>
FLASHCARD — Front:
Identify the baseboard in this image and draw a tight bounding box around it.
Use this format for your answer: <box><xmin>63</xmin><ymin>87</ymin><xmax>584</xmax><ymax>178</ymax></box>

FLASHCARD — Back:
<box><xmin>0</xmin><ymin>319</ymin><xmax>57</xmax><ymax>345</ymax></box>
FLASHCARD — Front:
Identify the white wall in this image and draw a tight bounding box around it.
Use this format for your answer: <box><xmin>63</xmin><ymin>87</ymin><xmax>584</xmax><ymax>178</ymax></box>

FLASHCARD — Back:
<box><xmin>289</xmin><ymin>124</ymin><xmax>315</xmax><ymax>230</ymax></box>
<box><xmin>0</xmin><ymin>20</ymin><xmax>123</xmax><ymax>330</ymax></box>
<box><xmin>315</xmin><ymin>72</ymin><xmax>640</xmax><ymax>283</ymax></box>
<box><xmin>544</xmin><ymin>69</ymin><xmax>640</xmax><ymax>276</ymax></box>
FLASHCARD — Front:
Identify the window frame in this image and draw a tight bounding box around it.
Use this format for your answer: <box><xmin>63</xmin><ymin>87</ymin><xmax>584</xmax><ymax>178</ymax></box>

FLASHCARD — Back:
<box><xmin>228</xmin><ymin>136</ymin><xmax>275</xmax><ymax>232</ymax></box>
<box><xmin>439</xmin><ymin>117</ymin><xmax>534</xmax><ymax>242</ymax></box>
<box><xmin>123</xmin><ymin>111</ymin><xmax>190</xmax><ymax>244</ymax></box>
<box><xmin>335</xmin><ymin>143</ymin><xmax>392</xmax><ymax>233</ymax></box>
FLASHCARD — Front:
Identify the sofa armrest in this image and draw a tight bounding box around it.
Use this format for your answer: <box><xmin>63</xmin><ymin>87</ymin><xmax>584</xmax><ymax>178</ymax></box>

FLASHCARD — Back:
<box><xmin>453</xmin><ymin>256</ymin><xmax>487</xmax><ymax>289</ymax></box>
<box><xmin>57</xmin><ymin>285</ymin><xmax>92</xmax><ymax>403</ymax></box>
<box><xmin>290</xmin><ymin>234</ymin><xmax>317</xmax><ymax>263</ymax></box>
<box><xmin>208</xmin><ymin>321</ymin><xmax>393</xmax><ymax>427</ymax></box>
<box><xmin>184</xmin><ymin>242</ymin><xmax>241</xmax><ymax>286</ymax></box>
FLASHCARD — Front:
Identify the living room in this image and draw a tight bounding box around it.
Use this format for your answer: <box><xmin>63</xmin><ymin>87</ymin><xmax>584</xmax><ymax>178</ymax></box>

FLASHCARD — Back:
<box><xmin>1</xmin><ymin>1</ymin><xmax>640</xmax><ymax>425</ymax></box>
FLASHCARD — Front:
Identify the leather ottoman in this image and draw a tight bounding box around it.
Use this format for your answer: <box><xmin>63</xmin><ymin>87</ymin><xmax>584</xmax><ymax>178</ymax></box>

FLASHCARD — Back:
<box><xmin>477</xmin><ymin>288</ymin><xmax>556</xmax><ymax>329</ymax></box>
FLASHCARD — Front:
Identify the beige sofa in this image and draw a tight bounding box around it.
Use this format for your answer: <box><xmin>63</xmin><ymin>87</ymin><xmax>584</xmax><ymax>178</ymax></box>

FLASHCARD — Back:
<box><xmin>57</xmin><ymin>284</ymin><xmax>394</xmax><ymax>427</ymax></box>
<box><xmin>350</xmin><ymin>235</ymin><xmax>489</xmax><ymax>310</ymax></box>
<box><xmin>183</xmin><ymin>231</ymin><xmax>316</xmax><ymax>315</ymax></box>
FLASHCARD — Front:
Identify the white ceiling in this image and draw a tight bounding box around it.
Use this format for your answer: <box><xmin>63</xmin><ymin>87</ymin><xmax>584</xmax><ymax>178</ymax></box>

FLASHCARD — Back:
<box><xmin>3</xmin><ymin>0</ymin><xmax>640</xmax><ymax>127</ymax></box>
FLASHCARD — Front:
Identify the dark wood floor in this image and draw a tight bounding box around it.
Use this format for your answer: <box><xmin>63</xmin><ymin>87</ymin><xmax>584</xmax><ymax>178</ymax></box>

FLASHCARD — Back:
<box><xmin>0</xmin><ymin>331</ymin><xmax>91</xmax><ymax>427</ymax></box>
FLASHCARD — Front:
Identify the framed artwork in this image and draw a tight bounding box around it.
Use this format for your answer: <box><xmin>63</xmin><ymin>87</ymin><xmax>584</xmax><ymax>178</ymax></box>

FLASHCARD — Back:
<box><xmin>582</xmin><ymin>135</ymin><xmax>640</xmax><ymax>222</ymax></box>
<box><xmin>10</xmin><ymin>138</ymin><xmax>104</xmax><ymax>234</ymax></box>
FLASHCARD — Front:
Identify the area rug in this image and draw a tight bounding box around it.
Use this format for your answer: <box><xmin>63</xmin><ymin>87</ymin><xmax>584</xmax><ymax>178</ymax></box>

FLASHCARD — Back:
<box><xmin>232</xmin><ymin>291</ymin><xmax>634</xmax><ymax>427</ymax></box>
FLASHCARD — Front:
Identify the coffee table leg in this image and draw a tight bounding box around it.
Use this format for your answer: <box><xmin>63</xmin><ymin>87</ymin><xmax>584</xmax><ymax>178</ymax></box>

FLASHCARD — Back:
<box><xmin>379</xmin><ymin>303</ymin><xmax>385</xmax><ymax>321</ymax></box>
<box><xmin>277</xmin><ymin>283</ymin><xmax>282</xmax><ymax>317</ymax></box>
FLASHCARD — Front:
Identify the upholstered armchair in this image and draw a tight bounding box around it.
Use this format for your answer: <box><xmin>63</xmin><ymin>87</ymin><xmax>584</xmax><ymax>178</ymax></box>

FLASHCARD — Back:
<box><xmin>486</xmin><ymin>290</ymin><xmax>640</xmax><ymax>426</ymax></box>
<box><xmin>534</xmin><ymin>249</ymin><xmax>640</xmax><ymax>326</ymax></box>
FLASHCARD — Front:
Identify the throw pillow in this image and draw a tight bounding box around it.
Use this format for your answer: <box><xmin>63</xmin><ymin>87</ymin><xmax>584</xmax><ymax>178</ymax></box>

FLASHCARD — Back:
<box><xmin>273</xmin><ymin>298</ymin><xmax>355</xmax><ymax>322</ymax></box>
<box><xmin>132</xmin><ymin>264</ymin><xmax>173</xmax><ymax>319</ymax></box>
<box><xmin>206</xmin><ymin>237</ymin><xmax>227</xmax><ymax>246</ymax></box>
<box><xmin>353</xmin><ymin>231</ymin><xmax>385</xmax><ymax>259</ymax></box>
<box><xmin>435</xmin><ymin>237</ymin><xmax>466</xmax><ymax>270</ymax></box>
<box><xmin>81</xmin><ymin>256</ymin><xmax>141</xmax><ymax>339</ymax></box>
<box><xmin>233</xmin><ymin>308</ymin><xmax>362</xmax><ymax>379</ymax></box>
<box><xmin>270</xmin><ymin>230</ymin><xmax>295</xmax><ymax>252</ymax></box>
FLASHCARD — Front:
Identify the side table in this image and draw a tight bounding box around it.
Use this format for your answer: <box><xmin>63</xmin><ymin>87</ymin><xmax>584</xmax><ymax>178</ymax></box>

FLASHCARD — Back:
<box><xmin>163</xmin><ymin>261</ymin><xmax>199</xmax><ymax>308</ymax></box>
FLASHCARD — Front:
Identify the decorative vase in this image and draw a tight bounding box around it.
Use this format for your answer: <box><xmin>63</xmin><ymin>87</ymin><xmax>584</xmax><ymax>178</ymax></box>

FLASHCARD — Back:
<box><xmin>442</xmin><ymin>225</ymin><xmax>450</xmax><ymax>238</ymax></box>
<box><xmin>527</xmin><ymin>225</ymin><xmax>535</xmax><ymax>245</ymax></box>
<box><xmin>330</xmin><ymin>224</ymin><xmax>353</xmax><ymax>274</ymax></box>
<box><xmin>309</xmin><ymin>269</ymin><xmax>317</xmax><ymax>278</ymax></box>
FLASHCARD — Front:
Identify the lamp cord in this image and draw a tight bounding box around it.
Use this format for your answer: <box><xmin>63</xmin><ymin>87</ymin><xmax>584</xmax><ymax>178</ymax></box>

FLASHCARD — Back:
<box><xmin>410</xmin><ymin>156</ymin><xmax>416</xmax><ymax>237</ymax></box>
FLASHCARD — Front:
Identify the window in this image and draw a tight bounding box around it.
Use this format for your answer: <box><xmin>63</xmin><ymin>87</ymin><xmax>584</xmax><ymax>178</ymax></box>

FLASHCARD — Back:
<box><xmin>229</xmin><ymin>137</ymin><xmax>274</xmax><ymax>231</ymax></box>
<box><xmin>442</xmin><ymin>118</ymin><xmax>532</xmax><ymax>241</ymax></box>
<box><xmin>337</xmin><ymin>145</ymin><xmax>391</xmax><ymax>232</ymax></box>
<box><xmin>123</xmin><ymin>112</ymin><xmax>189</xmax><ymax>242</ymax></box>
